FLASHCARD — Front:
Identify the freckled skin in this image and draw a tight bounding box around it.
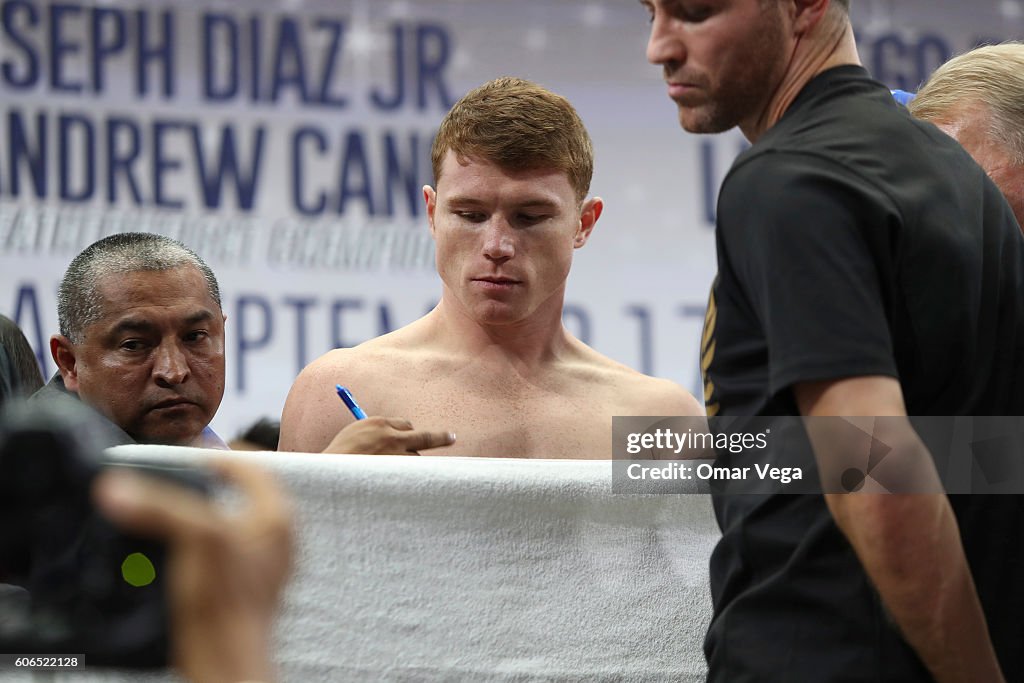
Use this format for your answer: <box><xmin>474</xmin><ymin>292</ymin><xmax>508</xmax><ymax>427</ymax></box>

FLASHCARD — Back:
<box><xmin>52</xmin><ymin>266</ymin><xmax>226</xmax><ymax>446</ymax></box>
<box><xmin>279</xmin><ymin>155</ymin><xmax>703</xmax><ymax>458</ymax></box>
<box><xmin>279</xmin><ymin>333</ymin><xmax>703</xmax><ymax>459</ymax></box>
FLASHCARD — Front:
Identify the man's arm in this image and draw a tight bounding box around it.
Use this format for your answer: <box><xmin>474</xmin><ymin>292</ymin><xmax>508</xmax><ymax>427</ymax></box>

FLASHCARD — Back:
<box><xmin>617</xmin><ymin>372</ymin><xmax>704</xmax><ymax>418</ymax></box>
<box><xmin>279</xmin><ymin>354</ymin><xmax>359</xmax><ymax>452</ymax></box>
<box><xmin>665</xmin><ymin>384</ymin><xmax>704</xmax><ymax>417</ymax></box>
<box><xmin>637</xmin><ymin>376</ymin><xmax>705</xmax><ymax>417</ymax></box>
<box><xmin>794</xmin><ymin>375</ymin><xmax>1004</xmax><ymax>683</ymax></box>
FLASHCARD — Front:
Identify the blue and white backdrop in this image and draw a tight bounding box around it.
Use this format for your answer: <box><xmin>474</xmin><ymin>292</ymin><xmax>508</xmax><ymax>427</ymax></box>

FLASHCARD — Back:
<box><xmin>1</xmin><ymin>0</ymin><xmax>1021</xmax><ymax>438</ymax></box>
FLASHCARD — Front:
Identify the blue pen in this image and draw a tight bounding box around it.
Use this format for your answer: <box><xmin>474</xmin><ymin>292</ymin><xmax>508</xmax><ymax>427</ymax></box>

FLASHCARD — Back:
<box><xmin>336</xmin><ymin>384</ymin><xmax>367</xmax><ymax>420</ymax></box>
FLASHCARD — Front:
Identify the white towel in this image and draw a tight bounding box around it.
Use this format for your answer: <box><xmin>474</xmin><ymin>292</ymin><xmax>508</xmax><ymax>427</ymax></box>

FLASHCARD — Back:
<box><xmin>35</xmin><ymin>449</ymin><xmax>719</xmax><ymax>683</ymax></box>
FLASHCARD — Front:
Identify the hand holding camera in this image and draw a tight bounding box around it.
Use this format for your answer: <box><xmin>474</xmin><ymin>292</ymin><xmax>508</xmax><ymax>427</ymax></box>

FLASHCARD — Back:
<box><xmin>95</xmin><ymin>458</ymin><xmax>294</xmax><ymax>683</ymax></box>
<box><xmin>0</xmin><ymin>401</ymin><xmax>294</xmax><ymax>682</ymax></box>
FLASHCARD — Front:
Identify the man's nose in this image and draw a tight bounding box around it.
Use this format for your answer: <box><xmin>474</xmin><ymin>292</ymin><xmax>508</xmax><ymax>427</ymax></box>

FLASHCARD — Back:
<box><xmin>646</xmin><ymin>13</ymin><xmax>684</xmax><ymax>67</ymax></box>
<box><xmin>482</xmin><ymin>219</ymin><xmax>516</xmax><ymax>263</ymax></box>
<box><xmin>153</xmin><ymin>340</ymin><xmax>190</xmax><ymax>386</ymax></box>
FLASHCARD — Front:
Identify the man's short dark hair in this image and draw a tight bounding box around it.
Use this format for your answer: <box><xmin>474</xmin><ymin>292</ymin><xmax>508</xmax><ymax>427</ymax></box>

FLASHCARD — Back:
<box><xmin>58</xmin><ymin>233</ymin><xmax>221</xmax><ymax>343</ymax></box>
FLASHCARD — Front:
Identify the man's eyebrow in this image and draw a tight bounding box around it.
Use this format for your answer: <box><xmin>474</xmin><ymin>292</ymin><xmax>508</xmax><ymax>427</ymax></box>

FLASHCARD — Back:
<box><xmin>515</xmin><ymin>199</ymin><xmax>560</xmax><ymax>210</ymax></box>
<box><xmin>183</xmin><ymin>310</ymin><xmax>217</xmax><ymax>326</ymax></box>
<box><xmin>108</xmin><ymin>310</ymin><xmax>216</xmax><ymax>335</ymax></box>
<box><xmin>445</xmin><ymin>195</ymin><xmax>560</xmax><ymax>210</ymax></box>
<box><xmin>109</xmin><ymin>318</ymin><xmax>157</xmax><ymax>336</ymax></box>
<box><xmin>444</xmin><ymin>195</ymin><xmax>486</xmax><ymax>206</ymax></box>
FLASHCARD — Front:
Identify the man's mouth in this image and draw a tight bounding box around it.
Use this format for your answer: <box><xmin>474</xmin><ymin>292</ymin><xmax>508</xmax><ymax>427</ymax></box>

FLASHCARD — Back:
<box><xmin>667</xmin><ymin>82</ymin><xmax>699</xmax><ymax>99</ymax></box>
<box><xmin>473</xmin><ymin>276</ymin><xmax>522</xmax><ymax>288</ymax></box>
<box><xmin>152</xmin><ymin>397</ymin><xmax>196</xmax><ymax>410</ymax></box>
<box><xmin>477</xmin><ymin>277</ymin><xmax>519</xmax><ymax>283</ymax></box>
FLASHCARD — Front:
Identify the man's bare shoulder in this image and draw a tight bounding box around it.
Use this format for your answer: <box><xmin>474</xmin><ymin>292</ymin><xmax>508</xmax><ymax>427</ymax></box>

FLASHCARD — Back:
<box><xmin>568</xmin><ymin>342</ymin><xmax>704</xmax><ymax>417</ymax></box>
<box><xmin>285</xmin><ymin>336</ymin><xmax>426</xmax><ymax>410</ymax></box>
<box><xmin>290</xmin><ymin>345</ymin><xmax>377</xmax><ymax>392</ymax></box>
<box><xmin>278</xmin><ymin>349</ymin><xmax>355</xmax><ymax>452</ymax></box>
<box><xmin>278</xmin><ymin>327</ymin><xmax>441</xmax><ymax>452</ymax></box>
<box><xmin>309</xmin><ymin>321</ymin><xmax>438</xmax><ymax>374</ymax></box>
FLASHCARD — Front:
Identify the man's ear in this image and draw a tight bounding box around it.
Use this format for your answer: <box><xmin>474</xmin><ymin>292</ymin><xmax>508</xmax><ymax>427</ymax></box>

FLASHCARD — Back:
<box><xmin>574</xmin><ymin>197</ymin><xmax>604</xmax><ymax>249</ymax></box>
<box><xmin>50</xmin><ymin>334</ymin><xmax>80</xmax><ymax>392</ymax></box>
<box><xmin>790</xmin><ymin>0</ymin><xmax>833</xmax><ymax>35</ymax></box>
<box><xmin>423</xmin><ymin>185</ymin><xmax>438</xmax><ymax>237</ymax></box>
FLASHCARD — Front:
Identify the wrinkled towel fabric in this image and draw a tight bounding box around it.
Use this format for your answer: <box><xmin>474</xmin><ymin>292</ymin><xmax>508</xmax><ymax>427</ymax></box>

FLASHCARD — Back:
<box><xmin>40</xmin><ymin>448</ymin><xmax>719</xmax><ymax>683</ymax></box>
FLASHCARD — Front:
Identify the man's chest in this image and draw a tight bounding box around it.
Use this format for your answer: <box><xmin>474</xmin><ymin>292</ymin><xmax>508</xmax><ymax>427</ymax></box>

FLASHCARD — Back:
<box><xmin>373</xmin><ymin>376</ymin><xmax>618</xmax><ymax>458</ymax></box>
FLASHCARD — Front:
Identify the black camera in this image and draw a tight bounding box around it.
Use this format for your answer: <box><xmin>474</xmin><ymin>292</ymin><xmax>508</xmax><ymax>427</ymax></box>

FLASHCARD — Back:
<box><xmin>0</xmin><ymin>400</ymin><xmax>211</xmax><ymax>668</ymax></box>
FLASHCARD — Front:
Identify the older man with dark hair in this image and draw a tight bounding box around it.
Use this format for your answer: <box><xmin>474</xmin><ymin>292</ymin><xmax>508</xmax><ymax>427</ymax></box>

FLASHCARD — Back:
<box><xmin>34</xmin><ymin>232</ymin><xmax>451</xmax><ymax>453</ymax></box>
<box><xmin>32</xmin><ymin>233</ymin><xmax>229</xmax><ymax>447</ymax></box>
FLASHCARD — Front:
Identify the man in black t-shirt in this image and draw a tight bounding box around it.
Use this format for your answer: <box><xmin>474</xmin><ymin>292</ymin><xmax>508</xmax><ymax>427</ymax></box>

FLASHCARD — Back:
<box><xmin>638</xmin><ymin>0</ymin><xmax>1024</xmax><ymax>681</ymax></box>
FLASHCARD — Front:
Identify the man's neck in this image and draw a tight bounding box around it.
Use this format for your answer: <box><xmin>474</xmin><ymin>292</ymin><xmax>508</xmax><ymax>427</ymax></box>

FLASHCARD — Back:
<box><xmin>427</xmin><ymin>292</ymin><xmax>577</xmax><ymax>372</ymax></box>
<box><xmin>740</xmin><ymin>18</ymin><xmax>861</xmax><ymax>143</ymax></box>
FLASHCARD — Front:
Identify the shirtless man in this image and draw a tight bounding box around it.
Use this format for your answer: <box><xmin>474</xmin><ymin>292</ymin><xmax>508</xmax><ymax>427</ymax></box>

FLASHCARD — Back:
<box><xmin>280</xmin><ymin>77</ymin><xmax>701</xmax><ymax>458</ymax></box>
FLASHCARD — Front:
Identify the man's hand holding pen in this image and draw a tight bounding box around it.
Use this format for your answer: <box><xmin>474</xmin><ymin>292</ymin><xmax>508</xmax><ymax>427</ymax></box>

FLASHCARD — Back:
<box><xmin>322</xmin><ymin>416</ymin><xmax>456</xmax><ymax>455</ymax></box>
<box><xmin>325</xmin><ymin>384</ymin><xmax>455</xmax><ymax>455</ymax></box>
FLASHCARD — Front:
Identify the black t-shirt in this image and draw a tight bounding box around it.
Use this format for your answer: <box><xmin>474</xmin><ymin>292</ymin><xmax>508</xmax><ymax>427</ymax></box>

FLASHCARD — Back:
<box><xmin>702</xmin><ymin>65</ymin><xmax>1024</xmax><ymax>681</ymax></box>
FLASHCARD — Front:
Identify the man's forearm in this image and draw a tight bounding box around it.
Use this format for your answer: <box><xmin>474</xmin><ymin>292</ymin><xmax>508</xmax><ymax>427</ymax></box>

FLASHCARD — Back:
<box><xmin>826</xmin><ymin>491</ymin><xmax>1003</xmax><ymax>682</ymax></box>
<box><xmin>795</xmin><ymin>378</ymin><xmax>1006</xmax><ymax>681</ymax></box>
